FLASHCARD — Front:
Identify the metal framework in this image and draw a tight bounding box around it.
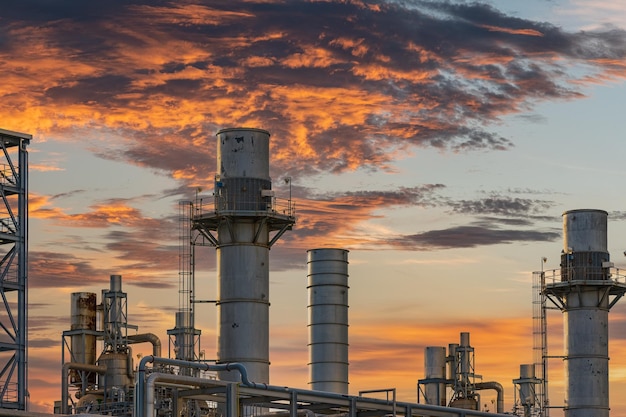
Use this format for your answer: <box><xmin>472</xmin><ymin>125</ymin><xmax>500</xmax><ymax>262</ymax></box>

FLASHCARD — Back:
<box><xmin>449</xmin><ymin>333</ymin><xmax>478</xmax><ymax>408</ymax></box>
<box><xmin>0</xmin><ymin>128</ymin><xmax>30</xmax><ymax>410</ymax></box>
<box><xmin>167</xmin><ymin>200</ymin><xmax>201</xmax><ymax>364</ymax></box>
<box><xmin>531</xmin><ymin>270</ymin><xmax>548</xmax><ymax>417</ymax></box>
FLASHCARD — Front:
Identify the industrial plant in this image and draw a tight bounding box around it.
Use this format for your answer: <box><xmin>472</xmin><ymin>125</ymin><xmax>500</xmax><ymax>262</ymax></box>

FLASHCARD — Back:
<box><xmin>0</xmin><ymin>127</ymin><xmax>624</xmax><ymax>417</ymax></box>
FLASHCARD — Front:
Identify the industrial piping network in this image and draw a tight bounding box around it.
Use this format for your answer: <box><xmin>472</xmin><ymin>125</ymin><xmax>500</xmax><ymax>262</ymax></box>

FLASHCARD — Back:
<box><xmin>47</xmin><ymin>126</ymin><xmax>626</xmax><ymax>417</ymax></box>
<box><xmin>133</xmin><ymin>355</ymin><xmax>511</xmax><ymax>417</ymax></box>
<box><xmin>418</xmin><ymin>332</ymin><xmax>504</xmax><ymax>414</ymax></box>
<box><xmin>191</xmin><ymin>127</ymin><xmax>295</xmax><ymax>384</ymax></box>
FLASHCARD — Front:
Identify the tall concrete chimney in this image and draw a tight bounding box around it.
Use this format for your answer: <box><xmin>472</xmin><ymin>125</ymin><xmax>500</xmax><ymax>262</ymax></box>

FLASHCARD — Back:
<box><xmin>544</xmin><ymin>209</ymin><xmax>626</xmax><ymax>417</ymax></box>
<box><xmin>193</xmin><ymin>128</ymin><xmax>295</xmax><ymax>384</ymax></box>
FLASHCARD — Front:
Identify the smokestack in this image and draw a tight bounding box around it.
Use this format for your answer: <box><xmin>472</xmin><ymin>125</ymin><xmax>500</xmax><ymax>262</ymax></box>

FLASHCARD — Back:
<box><xmin>307</xmin><ymin>248</ymin><xmax>349</xmax><ymax>394</ymax></box>
<box><xmin>544</xmin><ymin>209</ymin><xmax>626</xmax><ymax>417</ymax></box>
<box><xmin>193</xmin><ymin>128</ymin><xmax>295</xmax><ymax>384</ymax></box>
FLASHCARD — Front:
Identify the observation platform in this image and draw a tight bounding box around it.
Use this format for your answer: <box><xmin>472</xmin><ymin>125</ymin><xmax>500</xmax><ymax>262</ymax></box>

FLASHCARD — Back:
<box><xmin>543</xmin><ymin>267</ymin><xmax>626</xmax><ymax>309</ymax></box>
<box><xmin>191</xmin><ymin>194</ymin><xmax>296</xmax><ymax>247</ymax></box>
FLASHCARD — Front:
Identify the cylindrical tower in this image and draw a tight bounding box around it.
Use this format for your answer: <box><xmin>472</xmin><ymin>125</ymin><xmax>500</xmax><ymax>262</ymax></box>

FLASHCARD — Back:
<box><xmin>422</xmin><ymin>347</ymin><xmax>447</xmax><ymax>406</ymax></box>
<box><xmin>307</xmin><ymin>248</ymin><xmax>349</xmax><ymax>394</ymax></box>
<box><xmin>518</xmin><ymin>364</ymin><xmax>536</xmax><ymax>407</ymax></box>
<box><xmin>544</xmin><ymin>209</ymin><xmax>626</xmax><ymax>417</ymax></box>
<box><xmin>70</xmin><ymin>292</ymin><xmax>97</xmax><ymax>386</ymax></box>
<box><xmin>447</xmin><ymin>343</ymin><xmax>459</xmax><ymax>381</ymax></box>
<box><xmin>513</xmin><ymin>364</ymin><xmax>540</xmax><ymax>417</ymax></box>
<box><xmin>216</xmin><ymin>128</ymin><xmax>270</xmax><ymax>383</ymax></box>
<box><xmin>193</xmin><ymin>128</ymin><xmax>295</xmax><ymax>384</ymax></box>
<box><xmin>171</xmin><ymin>311</ymin><xmax>195</xmax><ymax>361</ymax></box>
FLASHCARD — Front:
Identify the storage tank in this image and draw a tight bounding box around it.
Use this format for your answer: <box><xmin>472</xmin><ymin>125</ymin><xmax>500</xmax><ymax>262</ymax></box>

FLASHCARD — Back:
<box><xmin>307</xmin><ymin>248</ymin><xmax>349</xmax><ymax>394</ymax></box>
<box><xmin>99</xmin><ymin>352</ymin><xmax>133</xmax><ymax>389</ymax></box>
<box><xmin>449</xmin><ymin>398</ymin><xmax>479</xmax><ymax>410</ymax></box>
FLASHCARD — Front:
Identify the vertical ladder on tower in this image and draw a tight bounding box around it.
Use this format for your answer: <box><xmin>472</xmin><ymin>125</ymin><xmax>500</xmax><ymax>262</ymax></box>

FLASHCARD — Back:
<box><xmin>168</xmin><ymin>201</ymin><xmax>201</xmax><ymax>365</ymax></box>
<box><xmin>179</xmin><ymin>200</ymin><xmax>193</xmax><ymax>342</ymax></box>
<box><xmin>532</xmin><ymin>270</ymin><xmax>549</xmax><ymax>417</ymax></box>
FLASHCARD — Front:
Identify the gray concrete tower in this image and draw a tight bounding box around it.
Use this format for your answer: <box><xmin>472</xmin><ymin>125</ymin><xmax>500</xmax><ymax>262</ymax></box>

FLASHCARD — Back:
<box><xmin>544</xmin><ymin>209</ymin><xmax>626</xmax><ymax>417</ymax></box>
<box><xmin>193</xmin><ymin>128</ymin><xmax>295</xmax><ymax>384</ymax></box>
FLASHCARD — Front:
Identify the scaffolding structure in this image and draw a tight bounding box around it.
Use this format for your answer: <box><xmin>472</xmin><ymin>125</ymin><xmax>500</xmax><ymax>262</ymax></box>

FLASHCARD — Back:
<box><xmin>0</xmin><ymin>128</ymin><xmax>30</xmax><ymax>410</ymax></box>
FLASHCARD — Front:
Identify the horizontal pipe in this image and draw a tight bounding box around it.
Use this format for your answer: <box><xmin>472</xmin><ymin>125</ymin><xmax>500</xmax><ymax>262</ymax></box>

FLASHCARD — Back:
<box><xmin>146</xmin><ymin>373</ymin><xmax>227</xmax><ymax>416</ymax></box>
<box><xmin>136</xmin><ymin>356</ymin><xmax>509</xmax><ymax>417</ymax></box>
<box><xmin>136</xmin><ymin>356</ymin><xmax>263</xmax><ymax>417</ymax></box>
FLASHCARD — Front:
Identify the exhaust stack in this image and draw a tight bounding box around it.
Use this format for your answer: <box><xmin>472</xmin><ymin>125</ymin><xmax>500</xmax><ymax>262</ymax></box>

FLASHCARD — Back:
<box><xmin>307</xmin><ymin>248</ymin><xmax>349</xmax><ymax>394</ymax></box>
<box><xmin>192</xmin><ymin>128</ymin><xmax>295</xmax><ymax>384</ymax></box>
<box><xmin>544</xmin><ymin>209</ymin><xmax>626</xmax><ymax>417</ymax></box>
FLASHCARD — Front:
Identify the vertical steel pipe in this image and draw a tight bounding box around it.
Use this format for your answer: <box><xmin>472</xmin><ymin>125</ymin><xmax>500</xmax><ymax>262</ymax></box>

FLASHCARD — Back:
<box><xmin>307</xmin><ymin>248</ymin><xmax>349</xmax><ymax>394</ymax></box>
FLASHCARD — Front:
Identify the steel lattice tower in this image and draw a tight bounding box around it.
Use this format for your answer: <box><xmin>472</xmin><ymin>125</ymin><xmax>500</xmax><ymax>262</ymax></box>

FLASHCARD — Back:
<box><xmin>0</xmin><ymin>128</ymin><xmax>31</xmax><ymax>410</ymax></box>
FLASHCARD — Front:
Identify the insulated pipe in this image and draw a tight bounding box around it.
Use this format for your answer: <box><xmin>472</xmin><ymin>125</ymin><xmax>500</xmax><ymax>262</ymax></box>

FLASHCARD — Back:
<box><xmin>475</xmin><ymin>382</ymin><xmax>504</xmax><ymax>413</ymax></box>
<box><xmin>145</xmin><ymin>373</ymin><xmax>229</xmax><ymax>417</ymax></box>
<box><xmin>136</xmin><ymin>356</ymin><xmax>267</xmax><ymax>417</ymax></box>
<box><xmin>61</xmin><ymin>363</ymin><xmax>106</xmax><ymax>414</ymax></box>
<box><xmin>137</xmin><ymin>356</ymin><xmax>512</xmax><ymax>417</ymax></box>
<box><xmin>307</xmin><ymin>248</ymin><xmax>349</xmax><ymax>394</ymax></box>
<box><xmin>127</xmin><ymin>333</ymin><xmax>162</xmax><ymax>357</ymax></box>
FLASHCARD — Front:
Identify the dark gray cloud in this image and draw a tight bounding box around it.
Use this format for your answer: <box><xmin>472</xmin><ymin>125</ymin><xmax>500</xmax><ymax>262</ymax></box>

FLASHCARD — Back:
<box><xmin>448</xmin><ymin>195</ymin><xmax>555</xmax><ymax>216</ymax></box>
<box><xmin>393</xmin><ymin>224</ymin><xmax>560</xmax><ymax>249</ymax></box>
<box><xmin>609</xmin><ymin>211</ymin><xmax>626</xmax><ymax>221</ymax></box>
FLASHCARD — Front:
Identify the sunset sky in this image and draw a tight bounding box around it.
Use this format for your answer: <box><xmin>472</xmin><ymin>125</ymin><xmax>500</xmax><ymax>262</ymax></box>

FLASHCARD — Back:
<box><xmin>1</xmin><ymin>0</ymin><xmax>626</xmax><ymax>414</ymax></box>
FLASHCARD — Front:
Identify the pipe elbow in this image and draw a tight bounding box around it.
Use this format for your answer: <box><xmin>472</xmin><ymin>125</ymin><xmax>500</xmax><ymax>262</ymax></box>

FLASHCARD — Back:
<box><xmin>128</xmin><ymin>333</ymin><xmax>162</xmax><ymax>357</ymax></box>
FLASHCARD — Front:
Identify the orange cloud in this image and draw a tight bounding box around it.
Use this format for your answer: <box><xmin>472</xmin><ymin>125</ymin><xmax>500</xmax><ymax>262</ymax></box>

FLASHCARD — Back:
<box><xmin>478</xmin><ymin>24</ymin><xmax>545</xmax><ymax>37</ymax></box>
